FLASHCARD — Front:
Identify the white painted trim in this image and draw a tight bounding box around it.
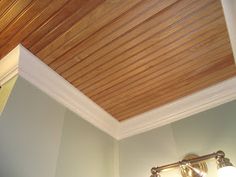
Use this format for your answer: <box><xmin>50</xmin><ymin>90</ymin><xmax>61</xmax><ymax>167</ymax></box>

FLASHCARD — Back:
<box><xmin>17</xmin><ymin>45</ymin><xmax>119</xmax><ymax>138</ymax></box>
<box><xmin>119</xmin><ymin>77</ymin><xmax>236</xmax><ymax>139</ymax></box>
<box><xmin>0</xmin><ymin>46</ymin><xmax>19</xmax><ymax>86</ymax></box>
<box><xmin>221</xmin><ymin>0</ymin><xmax>236</xmax><ymax>64</ymax></box>
<box><xmin>1</xmin><ymin>45</ymin><xmax>236</xmax><ymax>140</ymax></box>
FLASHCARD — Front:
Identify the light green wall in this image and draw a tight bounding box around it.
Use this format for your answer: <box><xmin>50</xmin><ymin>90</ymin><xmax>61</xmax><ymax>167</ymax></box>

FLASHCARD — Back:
<box><xmin>119</xmin><ymin>124</ymin><xmax>178</xmax><ymax>177</ymax></box>
<box><xmin>0</xmin><ymin>77</ymin><xmax>116</xmax><ymax>177</ymax></box>
<box><xmin>55</xmin><ymin>110</ymin><xmax>116</xmax><ymax>177</ymax></box>
<box><xmin>0</xmin><ymin>77</ymin><xmax>66</xmax><ymax>177</ymax></box>
<box><xmin>1</xmin><ymin>76</ymin><xmax>236</xmax><ymax>177</ymax></box>
<box><xmin>172</xmin><ymin>101</ymin><xmax>236</xmax><ymax>161</ymax></box>
<box><xmin>0</xmin><ymin>76</ymin><xmax>17</xmax><ymax>113</ymax></box>
<box><xmin>119</xmin><ymin>100</ymin><xmax>236</xmax><ymax>177</ymax></box>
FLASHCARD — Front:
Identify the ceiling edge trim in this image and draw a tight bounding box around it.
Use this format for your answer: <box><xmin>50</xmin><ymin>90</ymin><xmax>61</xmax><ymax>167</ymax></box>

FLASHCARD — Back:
<box><xmin>1</xmin><ymin>45</ymin><xmax>236</xmax><ymax>140</ymax></box>
<box><xmin>0</xmin><ymin>46</ymin><xmax>19</xmax><ymax>86</ymax></box>
<box><xmin>118</xmin><ymin>77</ymin><xmax>236</xmax><ymax>139</ymax></box>
<box><xmin>17</xmin><ymin>45</ymin><xmax>119</xmax><ymax>139</ymax></box>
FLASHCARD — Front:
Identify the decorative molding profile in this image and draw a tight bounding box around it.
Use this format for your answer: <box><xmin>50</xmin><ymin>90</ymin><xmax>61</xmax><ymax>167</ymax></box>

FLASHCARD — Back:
<box><xmin>0</xmin><ymin>45</ymin><xmax>119</xmax><ymax>138</ymax></box>
<box><xmin>1</xmin><ymin>45</ymin><xmax>236</xmax><ymax>140</ymax></box>
<box><xmin>0</xmin><ymin>47</ymin><xmax>19</xmax><ymax>86</ymax></box>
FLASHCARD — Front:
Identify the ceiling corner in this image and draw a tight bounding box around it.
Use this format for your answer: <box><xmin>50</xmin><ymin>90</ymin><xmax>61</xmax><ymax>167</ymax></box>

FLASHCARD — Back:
<box><xmin>0</xmin><ymin>45</ymin><xmax>20</xmax><ymax>86</ymax></box>
<box><xmin>17</xmin><ymin>45</ymin><xmax>120</xmax><ymax>139</ymax></box>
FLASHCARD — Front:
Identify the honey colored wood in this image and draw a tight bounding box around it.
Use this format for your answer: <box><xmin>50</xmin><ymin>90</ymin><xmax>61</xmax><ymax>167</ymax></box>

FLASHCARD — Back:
<box><xmin>115</xmin><ymin>64</ymin><xmax>236</xmax><ymax>120</ymax></box>
<box><xmin>0</xmin><ymin>0</ymin><xmax>16</xmax><ymax>17</ymax></box>
<box><xmin>0</xmin><ymin>0</ymin><xmax>235</xmax><ymax>121</ymax></box>
<box><xmin>0</xmin><ymin>0</ymin><xmax>32</xmax><ymax>34</ymax></box>
<box><xmin>62</xmin><ymin>0</ymin><xmax>216</xmax><ymax>81</ymax></box>
<box><xmin>0</xmin><ymin>0</ymin><xmax>52</xmax><ymax>47</ymax></box>
<box><xmin>86</xmin><ymin>25</ymin><xmax>229</xmax><ymax>101</ymax></box>
<box><xmin>74</xmin><ymin>7</ymin><xmax>225</xmax><ymax>91</ymax></box>
<box><xmin>52</xmin><ymin>0</ymin><xmax>178</xmax><ymax>74</ymax></box>
<box><xmin>29</xmin><ymin>0</ymin><xmax>103</xmax><ymax>54</ymax></box>
<box><xmin>0</xmin><ymin>0</ymin><xmax>70</xmax><ymax>58</ymax></box>
<box><xmin>93</xmin><ymin>35</ymin><xmax>230</xmax><ymax>108</ymax></box>
<box><xmin>0</xmin><ymin>0</ymin><xmax>104</xmax><ymax>59</ymax></box>
<box><xmin>105</xmin><ymin>50</ymin><xmax>232</xmax><ymax>116</ymax></box>
<box><xmin>37</xmin><ymin>0</ymin><xmax>144</xmax><ymax>62</ymax></box>
<box><xmin>61</xmin><ymin>0</ymin><xmax>208</xmax><ymax>80</ymax></box>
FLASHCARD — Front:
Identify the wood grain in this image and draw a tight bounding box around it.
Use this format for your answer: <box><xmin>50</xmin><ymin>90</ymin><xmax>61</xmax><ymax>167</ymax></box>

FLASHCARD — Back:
<box><xmin>104</xmin><ymin>47</ymin><xmax>232</xmax><ymax>115</ymax></box>
<box><xmin>29</xmin><ymin>0</ymin><xmax>104</xmax><ymax>54</ymax></box>
<box><xmin>0</xmin><ymin>0</ymin><xmax>235</xmax><ymax>121</ymax></box>
<box><xmin>0</xmin><ymin>0</ymin><xmax>52</xmax><ymax>48</ymax></box>
<box><xmin>74</xmin><ymin>2</ymin><xmax>223</xmax><ymax>91</ymax></box>
<box><xmin>114</xmin><ymin>63</ymin><xmax>236</xmax><ymax>120</ymax></box>
<box><xmin>0</xmin><ymin>0</ymin><xmax>70</xmax><ymax>58</ymax></box>
<box><xmin>37</xmin><ymin>0</ymin><xmax>144</xmax><ymax>62</ymax></box>
<box><xmin>92</xmin><ymin>33</ymin><xmax>230</xmax><ymax>107</ymax></box>
<box><xmin>0</xmin><ymin>0</ymin><xmax>32</xmax><ymax>33</ymax></box>
<box><xmin>57</xmin><ymin>0</ymin><xmax>197</xmax><ymax>77</ymax></box>
<box><xmin>23</xmin><ymin>0</ymin><xmax>94</xmax><ymax>49</ymax></box>
<box><xmin>0</xmin><ymin>0</ymin><xmax>17</xmax><ymax>17</ymax></box>
<box><xmin>51</xmin><ymin>0</ymin><xmax>178</xmax><ymax>72</ymax></box>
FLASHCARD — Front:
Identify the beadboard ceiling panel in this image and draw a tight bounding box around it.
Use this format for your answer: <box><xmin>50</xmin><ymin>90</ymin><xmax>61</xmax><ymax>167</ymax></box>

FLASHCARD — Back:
<box><xmin>0</xmin><ymin>0</ymin><xmax>235</xmax><ymax>121</ymax></box>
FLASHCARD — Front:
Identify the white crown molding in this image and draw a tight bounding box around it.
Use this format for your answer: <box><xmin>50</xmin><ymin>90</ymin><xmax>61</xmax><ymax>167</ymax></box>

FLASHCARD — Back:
<box><xmin>1</xmin><ymin>45</ymin><xmax>236</xmax><ymax>140</ymax></box>
<box><xmin>0</xmin><ymin>45</ymin><xmax>119</xmax><ymax>138</ymax></box>
<box><xmin>118</xmin><ymin>77</ymin><xmax>236</xmax><ymax>139</ymax></box>
<box><xmin>18</xmin><ymin>45</ymin><xmax>120</xmax><ymax>138</ymax></box>
<box><xmin>0</xmin><ymin>46</ymin><xmax>19</xmax><ymax>86</ymax></box>
<box><xmin>0</xmin><ymin>1</ymin><xmax>236</xmax><ymax>141</ymax></box>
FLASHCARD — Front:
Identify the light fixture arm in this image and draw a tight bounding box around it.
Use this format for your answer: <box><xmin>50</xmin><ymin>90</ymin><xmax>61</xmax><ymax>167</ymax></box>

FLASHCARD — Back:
<box><xmin>151</xmin><ymin>151</ymin><xmax>225</xmax><ymax>173</ymax></box>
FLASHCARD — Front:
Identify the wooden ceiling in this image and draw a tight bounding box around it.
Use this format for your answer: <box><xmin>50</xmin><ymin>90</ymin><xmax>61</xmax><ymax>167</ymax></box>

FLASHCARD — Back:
<box><xmin>0</xmin><ymin>0</ymin><xmax>236</xmax><ymax>121</ymax></box>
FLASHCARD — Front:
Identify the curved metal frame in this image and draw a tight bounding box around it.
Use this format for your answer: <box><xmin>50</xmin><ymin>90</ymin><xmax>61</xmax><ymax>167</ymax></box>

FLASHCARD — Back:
<box><xmin>150</xmin><ymin>150</ymin><xmax>226</xmax><ymax>177</ymax></box>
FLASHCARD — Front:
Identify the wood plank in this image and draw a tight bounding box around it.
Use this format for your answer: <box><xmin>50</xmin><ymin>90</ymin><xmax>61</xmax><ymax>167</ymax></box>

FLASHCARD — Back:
<box><xmin>79</xmin><ymin>15</ymin><xmax>227</xmax><ymax>95</ymax></box>
<box><xmin>60</xmin><ymin>0</ymin><xmax>218</xmax><ymax>79</ymax></box>
<box><xmin>0</xmin><ymin>0</ymin><xmax>234</xmax><ymax>121</ymax></box>
<box><xmin>0</xmin><ymin>0</ymin><xmax>16</xmax><ymax>17</ymax></box>
<box><xmin>0</xmin><ymin>0</ymin><xmax>33</xmax><ymax>34</ymax></box>
<box><xmin>0</xmin><ymin>0</ymin><xmax>52</xmax><ymax>49</ymax></box>
<box><xmin>73</xmin><ymin>0</ymin><xmax>178</xmax><ymax>60</ymax></box>
<box><xmin>0</xmin><ymin>0</ymin><xmax>70</xmax><ymax>59</ymax></box>
<box><xmin>51</xmin><ymin>0</ymin><xmax>184</xmax><ymax>72</ymax></box>
<box><xmin>29</xmin><ymin>0</ymin><xmax>104</xmax><ymax>54</ymax></box>
<box><xmin>115</xmin><ymin>65</ymin><xmax>236</xmax><ymax>120</ymax></box>
<box><xmin>70</xmin><ymin>2</ymin><xmax>222</xmax><ymax>90</ymax></box>
<box><xmin>114</xmin><ymin>61</ymin><xmax>236</xmax><ymax>120</ymax></box>
<box><xmin>104</xmin><ymin>49</ymin><xmax>232</xmax><ymax>114</ymax></box>
<box><xmin>112</xmin><ymin>58</ymin><xmax>234</xmax><ymax>116</ymax></box>
<box><xmin>22</xmin><ymin>0</ymin><xmax>90</xmax><ymax>49</ymax></box>
<box><xmin>57</xmin><ymin>0</ymin><xmax>210</xmax><ymax>77</ymax></box>
<box><xmin>91</xmin><ymin>34</ymin><xmax>230</xmax><ymax>106</ymax></box>
<box><xmin>84</xmin><ymin>31</ymin><xmax>227</xmax><ymax>100</ymax></box>
<box><xmin>51</xmin><ymin>0</ymin><xmax>178</xmax><ymax>71</ymax></box>
<box><xmin>94</xmin><ymin>41</ymin><xmax>232</xmax><ymax>111</ymax></box>
<box><xmin>36</xmin><ymin>0</ymin><xmax>144</xmax><ymax>61</ymax></box>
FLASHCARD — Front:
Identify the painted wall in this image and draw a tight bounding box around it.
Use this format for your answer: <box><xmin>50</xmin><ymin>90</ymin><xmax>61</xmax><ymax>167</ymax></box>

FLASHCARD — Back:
<box><xmin>119</xmin><ymin>100</ymin><xmax>236</xmax><ymax>177</ymax></box>
<box><xmin>55</xmin><ymin>110</ymin><xmax>117</xmax><ymax>177</ymax></box>
<box><xmin>1</xmin><ymin>75</ymin><xmax>236</xmax><ymax>177</ymax></box>
<box><xmin>0</xmin><ymin>77</ymin><xmax>116</xmax><ymax>177</ymax></box>
<box><xmin>0</xmin><ymin>77</ymin><xmax>65</xmax><ymax>177</ymax></box>
<box><xmin>0</xmin><ymin>76</ymin><xmax>17</xmax><ymax>114</ymax></box>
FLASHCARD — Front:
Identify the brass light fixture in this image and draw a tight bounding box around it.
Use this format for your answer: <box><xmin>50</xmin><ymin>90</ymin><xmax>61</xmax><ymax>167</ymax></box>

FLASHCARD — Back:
<box><xmin>150</xmin><ymin>150</ymin><xmax>236</xmax><ymax>177</ymax></box>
